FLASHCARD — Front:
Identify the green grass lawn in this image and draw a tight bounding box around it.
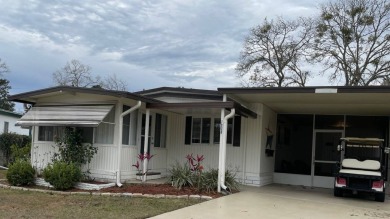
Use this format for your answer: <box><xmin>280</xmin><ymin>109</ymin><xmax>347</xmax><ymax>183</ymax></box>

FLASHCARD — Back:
<box><xmin>0</xmin><ymin>188</ymin><xmax>203</xmax><ymax>219</ymax></box>
<box><xmin>0</xmin><ymin>170</ymin><xmax>203</xmax><ymax>218</ymax></box>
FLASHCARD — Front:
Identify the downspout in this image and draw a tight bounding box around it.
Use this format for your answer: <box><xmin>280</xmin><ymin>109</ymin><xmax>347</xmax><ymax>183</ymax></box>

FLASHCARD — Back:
<box><xmin>116</xmin><ymin>101</ymin><xmax>142</xmax><ymax>187</ymax></box>
<box><xmin>218</xmin><ymin>108</ymin><xmax>236</xmax><ymax>193</ymax></box>
<box><xmin>142</xmin><ymin>109</ymin><xmax>150</xmax><ymax>182</ymax></box>
<box><xmin>218</xmin><ymin>95</ymin><xmax>226</xmax><ymax>193</ymax></box>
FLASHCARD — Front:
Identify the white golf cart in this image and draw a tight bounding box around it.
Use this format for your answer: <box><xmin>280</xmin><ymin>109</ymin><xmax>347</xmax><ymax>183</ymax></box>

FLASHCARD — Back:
<box><xmin>334</xmin><ymin>137</ymin><xmax>389</xmax><ymax>202</ymax></box>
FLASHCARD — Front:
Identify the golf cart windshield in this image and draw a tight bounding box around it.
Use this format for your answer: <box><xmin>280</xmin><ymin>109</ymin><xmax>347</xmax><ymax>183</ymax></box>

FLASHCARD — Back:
<box><xmin>340</xmin><ymin>137</ymin><xmax>384</xmax><ymax>161</ymax></box>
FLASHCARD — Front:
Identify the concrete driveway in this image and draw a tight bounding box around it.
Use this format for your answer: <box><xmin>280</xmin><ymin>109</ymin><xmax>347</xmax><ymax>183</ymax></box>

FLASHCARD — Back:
<box><xmin>152</xmin><ymin>184</ymin><xmax>390</xmax><ymax>219</ymax></box>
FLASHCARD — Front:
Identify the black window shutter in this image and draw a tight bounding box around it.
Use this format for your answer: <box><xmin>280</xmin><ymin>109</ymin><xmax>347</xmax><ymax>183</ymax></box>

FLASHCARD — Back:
<box><xmin>185</xmin><ymin>116</ymin><xmax>192</xmax><ymax>145</ymax></box>
<box><xmin>233</xmin><ymin>116</ymin><xmax>241</xmax><ymax>147</ymax></box>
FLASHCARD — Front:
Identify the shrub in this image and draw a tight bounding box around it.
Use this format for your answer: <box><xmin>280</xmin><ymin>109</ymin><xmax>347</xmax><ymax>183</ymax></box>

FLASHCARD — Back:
<box><xmin>53</xmin><ymin>127</ymin><xmax>97</xmax><ymax>165</ymax></box>
<box><xmin>169</xmin><ymin>162</ymin><xmax>194</xmax><ymax>189</ymax></box>
<box><xmin>0</xmin><ymin>133</ymin><xmax>30</xmax><ymax>165</ymax></box>
<box><xmin>168</xmin><ymin>155</ymin><xmax>240</xmax><ymax>193</ymax></box>
<box><xmin>6</xmin><ymin>159</ymin><xmax>35</xmax><ymax>186</ymax></box>
<box><xmin>223</xmin><ymin>169</ymin><xmax>240</xmax><ymax>191</ymax></box>
<box><xmin>200</xmin><ymin>169</ymin><xmax>240</xmax><ymax>193</ymax></box>
<box><xmin>10</xmin><ymin>142</ymin><xmax>31</xmax><ymax>162</ymax></box>
<box><xmin>43</xmin><ymin>161</ymin><xmax>82</xmax><ymax>190</ymax></box>
<box><xmin>201</xmin><ymin>168</ymin><xmax>219</xmax><ymax>193</ymax></box>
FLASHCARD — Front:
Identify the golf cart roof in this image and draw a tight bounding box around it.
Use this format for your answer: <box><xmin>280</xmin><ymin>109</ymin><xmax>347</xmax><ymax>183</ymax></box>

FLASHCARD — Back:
<box><xmin>340</xmin><ymin>137</ymin><xmax>384</xmax><ymax>146</ymax></box>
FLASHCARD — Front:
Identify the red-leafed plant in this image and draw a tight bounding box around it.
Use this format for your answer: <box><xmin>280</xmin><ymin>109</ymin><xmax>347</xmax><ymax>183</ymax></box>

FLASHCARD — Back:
<box><xmin>132</xmin><ymin>153</ymin><xmax>155</xmax><ymax>178</ymax></box>
<box><xmin>186</xmin><ymin>153</ymin><xmax>204</xmax><ymax>191</ymax></box>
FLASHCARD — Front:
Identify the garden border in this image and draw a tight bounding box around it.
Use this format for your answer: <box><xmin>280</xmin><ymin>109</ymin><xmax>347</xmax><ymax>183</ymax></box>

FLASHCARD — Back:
<box><xmin>0</xmin><ymin>181</ymin><xmax>213</xmax><ymax>200</ymax></box>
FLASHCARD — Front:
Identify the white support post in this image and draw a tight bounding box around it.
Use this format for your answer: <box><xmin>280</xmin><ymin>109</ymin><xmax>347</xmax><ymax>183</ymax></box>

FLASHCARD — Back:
<box><xmin>116</xmin><ymin>101</ymin><xmax>142</xmax><ymax>187</ymax></box>
<box><xmin>142</xmin><ymin>109</ymin><xmax>150</xmax><ymax>182</ymax></box>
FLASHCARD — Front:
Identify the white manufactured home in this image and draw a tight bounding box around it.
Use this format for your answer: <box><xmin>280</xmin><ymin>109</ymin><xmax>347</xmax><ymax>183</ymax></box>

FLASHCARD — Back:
<box><xmin>9</xmin><ymin>86</ymin><xmax>390</xmax><ymax>190</ymax></box>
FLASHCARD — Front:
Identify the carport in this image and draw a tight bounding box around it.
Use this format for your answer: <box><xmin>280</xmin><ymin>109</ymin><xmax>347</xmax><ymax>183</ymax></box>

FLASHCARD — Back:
<box><xmin>219</xmin><ymin>86</ymin><xmax>390</xmax><ymax>188</ymax></box>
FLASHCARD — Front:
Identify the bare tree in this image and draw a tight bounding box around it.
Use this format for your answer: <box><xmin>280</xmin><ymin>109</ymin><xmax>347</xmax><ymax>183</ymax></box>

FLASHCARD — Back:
<box><xmin>100</xmin><ymin>73</ymin><xmax>128</xmax><ymax>91</ymax></box>
<box><xmin>314</xmin><ymin>0</ymin><xmax>390</xmax><ymax>86</ymax></box>
<box><xmin>0</xmin><ymin>58</ymin><xmax>9</xmax><ymax>75</ymax></box>
<box><xmin>236</xmin><ymin>17</ymin><xmax>314</xmax><ymax>87</ymax></box>
<box><xmin>53</xmin><ymin>59</ymin><xmax>100</xmax><ymax>87</ymax></box>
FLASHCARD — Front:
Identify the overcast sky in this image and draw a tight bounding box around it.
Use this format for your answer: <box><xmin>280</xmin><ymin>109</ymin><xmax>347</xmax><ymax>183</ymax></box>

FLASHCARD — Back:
<box><xmin>1</xmin><ymin>0</ymin><xmax>327</xmax><ymax>99</ymax></box>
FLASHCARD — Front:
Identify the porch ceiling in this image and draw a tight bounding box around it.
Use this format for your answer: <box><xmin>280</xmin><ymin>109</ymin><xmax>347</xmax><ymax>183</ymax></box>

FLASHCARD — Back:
<box><xmin>225</xmin><ymin>92</ymin><xmax>390</xmax><ymax>115</ymax></box>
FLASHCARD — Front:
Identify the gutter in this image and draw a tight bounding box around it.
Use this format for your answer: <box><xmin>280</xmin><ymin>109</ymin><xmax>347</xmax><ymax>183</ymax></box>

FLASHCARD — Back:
<box><xmin>116</xmin><ymin>101</ymin><xmax>142</xmax><ymax>187</ymax></box>
<box><xmin>218</xmin><ymin>108</ymin><xmax>235</xmax><ymax>193</ymax></box>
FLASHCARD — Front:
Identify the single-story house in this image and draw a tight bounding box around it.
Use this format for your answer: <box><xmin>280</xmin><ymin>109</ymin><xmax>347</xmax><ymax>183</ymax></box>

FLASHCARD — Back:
<box><xmin>0</xmin><ymin>108</ymin><xmax>29</xmax><ymax>135</ymax></box>
<box><xmin>8</xmin><ymin>86</ymin><xmax>390</xmax><ymax>191</ymax></box>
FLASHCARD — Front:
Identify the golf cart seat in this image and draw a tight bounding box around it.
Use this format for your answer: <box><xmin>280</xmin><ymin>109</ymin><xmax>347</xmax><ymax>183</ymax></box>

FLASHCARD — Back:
<box><xmin>339</xmin><ymin>158</ymin><xmax>381</xmax><ymax>176</ymax></box>
<box><xmin>341</xmin><ymin>158</ymin><xmax>380</xmax><ymax>170</ymax></box>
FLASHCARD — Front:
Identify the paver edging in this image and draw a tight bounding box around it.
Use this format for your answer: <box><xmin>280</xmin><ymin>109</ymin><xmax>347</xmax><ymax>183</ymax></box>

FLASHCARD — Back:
<box><xmin>0</xmin><ymin>182</ymin><xmax>213</xmax><ymax>200</ymax></box>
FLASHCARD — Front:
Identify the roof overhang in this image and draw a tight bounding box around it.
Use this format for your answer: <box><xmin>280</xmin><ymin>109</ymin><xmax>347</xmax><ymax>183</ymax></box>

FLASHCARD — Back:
<box><xmin>218</xmin><ymin>86</ymin><xmax>390</xmax><ymax>115</ymax></box>
<box><xmin>147</xmin><ymin>101</ymin><xmax>257</xmax><ymax>118</ymax></box>
<box><xmin>8</xmin><ymin>86</ymin><xmax>160</xmax><ymax>104</ymax></box>
<box><xmin>16</xmin><ymin>105</ymin><xmax>114</xmax><ymax>127</ymax></box>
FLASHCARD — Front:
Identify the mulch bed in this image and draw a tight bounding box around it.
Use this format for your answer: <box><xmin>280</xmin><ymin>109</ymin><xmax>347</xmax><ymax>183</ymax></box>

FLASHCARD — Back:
<box><xmin>99</xmin><ymin>184</ymin><xmax>223</xmax><ymax>198</ymax></box>
<box><xmin>1</xmin><ymin>179</ymin><xmax>229</xmax><ymax>198</ymax></box>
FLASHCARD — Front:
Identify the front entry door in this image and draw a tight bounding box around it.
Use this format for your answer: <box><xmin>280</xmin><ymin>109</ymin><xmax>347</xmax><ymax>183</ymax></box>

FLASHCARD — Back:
<box><xmin>311</xmin><ymin>131</ymin><xmax>343</xmax><ymax>188</ymax></box>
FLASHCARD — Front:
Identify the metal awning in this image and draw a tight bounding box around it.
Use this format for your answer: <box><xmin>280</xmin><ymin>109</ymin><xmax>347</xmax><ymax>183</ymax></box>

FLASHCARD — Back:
<box><xmin>16</xmin><ymin>105</ymin><xmax>114</xmax><ymax>127</ymax></box>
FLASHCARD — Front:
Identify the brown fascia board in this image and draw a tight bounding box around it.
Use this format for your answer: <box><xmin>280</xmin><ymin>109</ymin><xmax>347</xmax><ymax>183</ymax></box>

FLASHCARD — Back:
<box><xmin>142</xmin><ymin>92</ymin><xmax>223</xmax><ymax>101</ymax></box>
<box><xmin>218</xmin><ymin>87</ymin><xmax>315</xmax><ymax>94</ymax></box>
<box><xmin>136</xmin><ymin>86</ymin><xmax>221</xmax><ymax>95</ymax></box>
<box><xmin>8</xmin><ymin>86</ymin><xmax>161</xmax><ymax>104</ymax></box>
<box><xmin>147</xmin><ymin>101</ymin><xmax>257</xmax><ymax>119</ymax></box>
<box><xmin>218</xmin><ymin>85</ymin><xmax>390</xmax><ymax>94</ymax></box>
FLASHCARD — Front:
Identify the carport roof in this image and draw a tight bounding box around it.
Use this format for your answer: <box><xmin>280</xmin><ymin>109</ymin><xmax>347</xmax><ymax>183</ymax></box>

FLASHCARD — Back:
<box><xmin>218</xmin><ymin>86</ymin><xmax>390</xmax><ymax>115</ymax></box>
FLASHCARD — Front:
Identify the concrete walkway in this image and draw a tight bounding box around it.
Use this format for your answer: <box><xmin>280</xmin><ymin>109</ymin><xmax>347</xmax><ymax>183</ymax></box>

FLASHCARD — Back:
<box><xmin>152</xmin><ymin>184</ymin><xmax>390</xmax><ymax>219</ymax></box>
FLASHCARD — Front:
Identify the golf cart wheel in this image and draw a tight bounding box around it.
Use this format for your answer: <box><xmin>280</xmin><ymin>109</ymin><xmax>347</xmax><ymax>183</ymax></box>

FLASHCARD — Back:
<box><xmin>334</xmin><ymin>188</ymin><xmax>343</xmax><ymax>197</ymax></box>
<box><xmin>375</xmin><ymin>192</ymin><xmax>385</xmax><ymax>202</ymax></box>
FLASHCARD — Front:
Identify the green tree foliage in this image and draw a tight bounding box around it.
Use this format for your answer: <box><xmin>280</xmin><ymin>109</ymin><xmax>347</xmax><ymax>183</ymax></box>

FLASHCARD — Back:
<box><xmin>314</xmin><ymin>0</ymin><xmax>390</xmax><ymax>86</ymax></box>
<box><xmin>53</xmin><ymin>127</ymin><xmax>97</xmax><ymax>165</ymax></box>
<box><xmin>0</xmin><ymin>79</ymin><xmax>15</xmax><ymax>111</ymax></box>
<box><xmin>10</xmin><ymin>142</ymin><xmax>31</xmax><ymax>163</ymax></box>
<box><xmin>0</xmin><ymin>59</ymin><xmax>14</xmax><ymax>111</ymax></box>
<box><xmin>236</xmin><ymin>17</ymin><xmax>314</xmax><ymax>87</ymax></box>
<box><xmin>0</xmin><ymin>133</ymin><xmax>30</xmax><ymax>166</ymax></box>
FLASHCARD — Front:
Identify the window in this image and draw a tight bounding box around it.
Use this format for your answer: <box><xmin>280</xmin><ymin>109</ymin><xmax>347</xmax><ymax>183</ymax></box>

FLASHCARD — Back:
<box><xmin>213</xmin><ymin>118</ymin><xmax>221</xmax><ymax>143</ymax></box>
<box><xmin>38</xmin><ymin>126</ymin><xmax>93</xmax><ymax>143</ymax></box>
<box><xmin>77</xmin><ymin>127</ymin><xmax>94</xmax><ymax>143</ymax></box>
<box><xmin>213</xmin><ymin>116</ymin><xmax>241</xmax><ymax>147</ymax></box>
<box><xmin>95</xmin><ymin>107</ymin><xmax>115</xmax><ymax>144</ymax></box>
<box><xmin>191</xmin><ymin>118</ymin><xmax>210</xmax><ymax>144</ymax></box>
<box><xmin>154</xmin><ymin>113</ymin><xmax>167</xmax><ymax>148</ymax></box>
<box><xmin>122</xmin><ymin>105</ymin><xmax>138</xmax><ymax>145</ymax></box>
<box><xmin>38</xmin><ymin>126</ymin><xmax>65</xmax><ymax>141</ymax></box>
<box><xmin>3</xmin><ymin>122</ymin><xmax>9</xmax><ymax>133</ymax></box>
<box><xmin>185</xmin><ymin>116</ymin><xmax>240</xmax><ymax>146</ymax></box>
